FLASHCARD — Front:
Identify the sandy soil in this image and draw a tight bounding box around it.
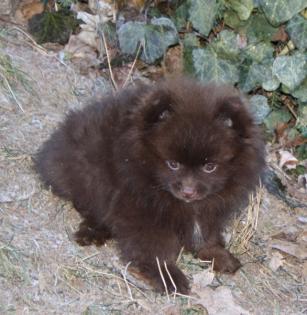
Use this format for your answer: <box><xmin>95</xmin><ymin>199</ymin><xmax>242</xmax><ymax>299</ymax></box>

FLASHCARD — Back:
<box><xmin>0</xmin><ymin>32</ymin><xmax>306</xmax><ymax>315</ymax></box>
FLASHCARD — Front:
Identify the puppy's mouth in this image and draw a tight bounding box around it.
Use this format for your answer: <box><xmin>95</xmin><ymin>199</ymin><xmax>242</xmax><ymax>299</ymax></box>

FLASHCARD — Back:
<box><xmin>171</xmin><ymin>191</ymin><xmax>205</xmax><ymax>203</ymax></box>
<box><xmin>182</xmin><ymin>196</ymin><xmax>204</xmax><ymax>203</ymax></box>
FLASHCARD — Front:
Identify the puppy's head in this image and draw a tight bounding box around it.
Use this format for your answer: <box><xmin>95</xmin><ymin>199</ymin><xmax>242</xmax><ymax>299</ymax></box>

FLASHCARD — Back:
<box><xmin>136</xmin><ymin>79</ymin><xmax>257</xmax><ymax>203</ymax></box>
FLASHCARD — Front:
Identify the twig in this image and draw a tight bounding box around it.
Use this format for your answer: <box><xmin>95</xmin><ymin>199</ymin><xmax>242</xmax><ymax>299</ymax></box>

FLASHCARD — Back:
<box><xmin>78</xmin><ymin>263</ymin><xmax>153</xmax><ymax>302</ymax></box>
<box><xmin>95</xmin><ymin>0</ymin><xmax>118</xmax><ymax>90</ymax></box>
<box><xmin>100</xmin><ymin>29</ymin><xmax>118</xmax><ymax>90</ymax></box>
<box><xmin>121</xmin><ymin>262</ymin><xmax>135</xmax><ymax>304</ymax></box>
<box><xmin>58</xmin><ymin>275</ymin><xmax>82</xmax><ymax>295</ymax></box>
<box><xmin>163</xmin><ymin>261</ymin><xmax>177</xmax><ymax>300</ymax></box>
<box><xmin>81</xmin><ymin>252</ymin><xmax>100</xmax><ymax>261</ymax></box>
<box><xmin>122</xmin><ymin>43</ymin><xmax>142</xmax><ymax>88</ymax></box>
<box><xmin>283</xmin><ymin>100</ymin><xmax>298</xmax><ymax>120</ymax></box>
<box><xmin>170</xmin><ymin>292</ymin><xmax>197</xmax><ymax>300</ymax></box>
<box><xmin>10</xmin><ymin>27</ymin><xmax>52</xmax><ymax>56</ymax></box>
<box><xmin>176</xmin><ymin>246</ymin><xmax>185</xmax><ymax>264</ymax></box>
<box><xmin>156</xmin><ymin>257</ymin><xmax>170</xmax><ymax>301</ymax></box>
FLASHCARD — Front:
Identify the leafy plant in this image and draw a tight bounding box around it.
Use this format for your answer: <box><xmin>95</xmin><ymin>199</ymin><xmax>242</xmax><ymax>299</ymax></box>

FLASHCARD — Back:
<box><xmin>118</xmin><ymin>17</ymin><xmax>179</xmax><ymax>64</ymax></box>
<box><xmin>113</xmin><ymin>0</ymin><xmax>306</xmax><ymax>157</ymax></box>
<box><xmin>28</xmin><ymin>9</ymin><xmax>79</xmax><ymax>44</ymax></box>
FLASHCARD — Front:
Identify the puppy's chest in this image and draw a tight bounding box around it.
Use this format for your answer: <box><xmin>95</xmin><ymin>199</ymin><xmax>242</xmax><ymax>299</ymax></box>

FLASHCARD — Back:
<box><xmin>191</xmin><ymin>220</ymin><xmax>204</xmax><ymax>250</ymax></box>
<box><xmin>179</xmin><ymin>218</ymin><xmax>204</xmax><ymax>251</ymax></box>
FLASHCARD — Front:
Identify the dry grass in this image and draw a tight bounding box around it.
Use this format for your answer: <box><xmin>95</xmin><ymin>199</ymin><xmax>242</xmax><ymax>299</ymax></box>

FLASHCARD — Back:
<box><xmin>230</xmin><ymin>185</ymin><xmax>264</xmax><ymax>255</ymax></box>
<box><xmin>0</xmin><ymin>39</ymin><xmax>33</xmax><ymax>112</ymax></box>
<box><xmin>0</xmin><ymin>28</ymin><xmax>306</xmax><ymax>315</ymax></box>
<box><xmin>0</xmin><ymin>242</ymin><xmax>29</xmax><ymax>283</ymax></box>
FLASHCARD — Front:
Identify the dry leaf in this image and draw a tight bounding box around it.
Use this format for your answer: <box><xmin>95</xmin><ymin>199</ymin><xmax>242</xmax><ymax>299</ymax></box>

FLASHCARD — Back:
<box><xmin>64</xmin><ymin>35</ymin><xmax>98</xmax><ymax>59</ymax></box>
<box><xmin>275</xmin><ymin>122</ymin><xmax>289</xmax><ymax>141</ymax></box>
<box><xmin>77</xmin><ymin>30</ymin><xmax>99</xmax><ymax>50</ymax></box>
<box><xmin>302</xmin><ymin>261</ymin><xmax>307</xmax><ymax>279</ymax></box>
<box><xmin>15</xmin><ymin>0</ymin><xmax>44</xmax><ymax>24</ymax></box>
<box><xmin>271</xmin><ymin>227</ymin><xmax>299</xmax><ymax>242</ymax></box>
<box><xmin>286</xmin><ymin>184</ymin><xmax>307</xmax><ymax>204</ymax></box>
<box><xmin>88</xmin><ymin>0</ymin><xmax>114</xmax><ymax>18</ymax></box>
<box><xmin>268</xmin><ymin>251</ymin><xmax>284</xmax><ymax>272</ymax></box>
<box><xmin>278</xmin><ymin>150</ymin><xmax>298</xmax><ymax>169</ymax></box>
<box><xmin>297</xmin><ymin>230</ymin><xmax>307</xmax><ymax>244</ymax></box>
<box><xmin>270</xmin><ymin>239</ymin><xmax>307</xmax><ymax>260</ymax></box>
<box><xmin>77</xmin><ymin>11</ymin><xmax>101</xmax><ymax>27</ymax></box>
<box><xmin>272</xmin><ymin>25</ymin><xmax>288</xmax><ymax>42</ymax></box>
<box><xmin>163</xmin><ymin>45</ymin><xmax>183</xmax><ymax>76</ymax></box>
<box><xmin>194</xmin><ymin>286</ymin><xmax>250</xmax><ymax>315</ymax></box>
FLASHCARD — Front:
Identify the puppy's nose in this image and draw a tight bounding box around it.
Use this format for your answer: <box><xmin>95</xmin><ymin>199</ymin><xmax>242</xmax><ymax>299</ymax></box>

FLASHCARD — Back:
<box><xmin>181</xmin><ymin>186</ymin><xmax>196</xmax><ymax>198</ymax></box>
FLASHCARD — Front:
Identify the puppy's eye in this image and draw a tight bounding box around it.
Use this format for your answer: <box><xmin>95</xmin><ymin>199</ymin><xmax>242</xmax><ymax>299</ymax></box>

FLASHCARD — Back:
<box><xmin>202</xmin><ymin>163</ymin><xmax>217</xmax><ymax>173</ymax></box>
<box><xmin>166</xmin><ymin>160</ymin><xmax>180</xmax><ymax>171</ymax></box>
<box><xmin>158</xmin><ymin>109</ymin><xmax>170</xmax><ymax>120</ymax></box>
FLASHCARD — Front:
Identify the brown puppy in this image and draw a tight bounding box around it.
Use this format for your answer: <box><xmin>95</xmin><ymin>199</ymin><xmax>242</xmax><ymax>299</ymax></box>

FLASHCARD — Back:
<box><xmin>36</xmin><ymin>78</ymin><xmax>265</xmax><ymax>294</ymax></box>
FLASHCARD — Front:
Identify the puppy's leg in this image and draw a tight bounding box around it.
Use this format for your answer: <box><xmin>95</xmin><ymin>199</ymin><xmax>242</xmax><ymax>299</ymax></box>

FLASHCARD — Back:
<box><xmin>198</xmin><ymin>244</ymin><xmax>241</xmax><ymax>273</ymax></box>
<box><xmin>197</xmin><ymin>215</ymin><xmax>241</xmax><ymax>273</ymax></box>
<box><xmin>72</xmin><ymin>199</ymin><xmax>112</xmax><ymax>246</ymax></box>
<box><xmin>74</xmin><ymin>219</ymin><xmax>112</xmax><ymax>246</ymax></box>
<box><xmin>117</xmin><ymin>228</ymin><xmax>189</xmax><ymax>294</ymax></box>
<box><xmin>135</xmin><ymin>260</ymin><xmax>189</xmax><ymax>294</ymax></box>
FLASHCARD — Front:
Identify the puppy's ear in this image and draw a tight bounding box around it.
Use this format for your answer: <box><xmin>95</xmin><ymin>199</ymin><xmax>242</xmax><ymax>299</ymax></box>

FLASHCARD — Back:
<box><xmin>143</xmin><ymin>93</ymin><xmax>174</xmax><ymax>127</ymax></box>
<box><xmin>217</xmin><ymin>96</ymin><xmax>252</xmax><ymax>137</ymax></box>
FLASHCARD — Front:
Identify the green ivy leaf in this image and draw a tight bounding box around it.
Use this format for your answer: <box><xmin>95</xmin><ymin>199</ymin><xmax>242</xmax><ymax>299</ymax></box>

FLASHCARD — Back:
<box><xmin>192</xmin><ymin>47</ymin><xmax>240</xmax><ymax>84</ymax></box>
<box><xmin>272</xmin><ymin>52</ymin><xmax>306</xmax><ymax>91</ymax></box>
<box><xmin>28</xmin><ymin>9</ymin><xmax>78</xmax><ymax>44</ymax></box>
<box><xmin>260</xmin><ymin>0</ymin><xmax>307</xmax><ymax>25</ymax></box>
<box><xmin>224</xmin><ymin>9</ymin><xmax>245</xmax><ymax>28</ymax></box>
<box><xmin>249</xmin><ymin>95</ymin><xmax>271</xmax><ymax>124</ymax></box>
<box><xmin>298</xmin><ymin>102</ymin><xmax>307</xmax><ymax>120</ymax></box>
<box><xmin>239</xmin><ymin>13</ymin><xmax>279</xmax><ymax>43</ymax></box>
<box><xmin>243</xmin><ymin>42</ymin><xmax>274</xmax><ymax>63</ymax></box>
<box><xmin>239</xmin><ymin>59</ymin><xmax>278</xmax><ymax>92</ymax></box>
<box><xmin>183</xmin><ymin>34</ymin><xmax>200</xmax><ymax>74</ymax></box>
<box><xmin>286</xmin><ymin>14</ymin><xmax>307</xmax><ymax>50</ymax></box>
<box><xmin>296</xmin><ymin>144</ymin><xmax>307</xmax><ymax>160</ymax></box>
<box><xmin>292</xmin><ymin>78</ymin><xmax>307</xmax><ymax>102</ymax></box>
<box><xmin>239</xmin><ymin>62</ymin><xmax>260</xmax><ymax>92</ymax></box>
<box><xmin>264</xmin><ymin>108</ymin><xmax>292</xmax><ymax>132</ymax></box>
<box><xmin>297</xmin><ymin>104</ymin><xmax>307</xmax><ymax>138</ymax></box>
<box><xmin>117</xmin><ymin>18</ymin><xmax>178</xmax><ymax>64</ymax></box>
<box><xmin>211</xmin><ymin>30</ymin><xmax>241</xmax><ymax>61</ymax></box>
<box><xmin>227</xmin><ymin>0</ymin><xmax>254</xmax><ymax>20</ymax></box>
<box><xmin>189</xmin><ymin>0</ymin><xmax>219</xmax><ymax>36</ymax></box>
<box><xmin>262</xmin><ymin>75</ymin><xmax>281</xmax><ymax>91</ymax></box>
<box><xmin>173</xmin><ymin>0</ymin><xmax>191</xmax><ymax>30</ymax></box>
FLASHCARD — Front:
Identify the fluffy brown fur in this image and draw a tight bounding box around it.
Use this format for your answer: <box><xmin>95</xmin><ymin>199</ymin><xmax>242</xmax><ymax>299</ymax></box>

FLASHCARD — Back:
<box><xmin>35</xmin><ymin>77</ymin><xmax>265</xmax><ymax>294</ymax></box>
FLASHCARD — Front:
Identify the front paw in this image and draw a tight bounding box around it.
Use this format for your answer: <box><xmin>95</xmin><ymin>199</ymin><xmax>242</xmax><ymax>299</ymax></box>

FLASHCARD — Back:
<box><xmin>136</xmin><ymin>262</ymin><xmax>190</xmax><ymax>294</ymax></box>
<box><xmin>74</xmin><ymin>221</ymin><xmax>111</xmax><ymax>247</ymax></box>
<box><xmin>162</xmin><ymin>263</ymin><xmax>190</xmax><ymax>294</ymax></box>
<box><xmin>198</xmin><ymin>246</ymin><xmax>241</xmax><ymax>273</ymax></box>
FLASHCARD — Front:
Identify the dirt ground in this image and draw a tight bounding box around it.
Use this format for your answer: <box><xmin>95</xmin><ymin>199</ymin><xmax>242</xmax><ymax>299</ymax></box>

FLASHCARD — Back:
<box><xmin>0</xmin><ymin>31</ymin><xmax>306</xmax><ymax>315</ymax></box>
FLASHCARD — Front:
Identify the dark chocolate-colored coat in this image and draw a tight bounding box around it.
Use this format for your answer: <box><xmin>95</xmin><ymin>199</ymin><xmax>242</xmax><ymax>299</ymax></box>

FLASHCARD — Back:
<box><xmin>36</xmin><ymin>78</ymin><xmax>265</xmax><ymax>293</ymax></box>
